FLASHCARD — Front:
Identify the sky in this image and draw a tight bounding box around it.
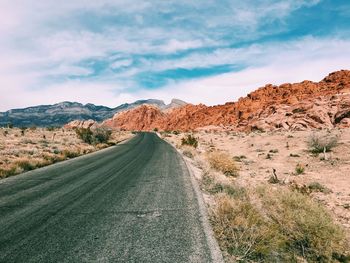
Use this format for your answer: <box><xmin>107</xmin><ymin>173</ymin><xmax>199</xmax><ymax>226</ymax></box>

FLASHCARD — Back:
<box><xmin>0</xmin><ymin>0</ymin><xmax>350</xmax><ymax>111</ymax></box>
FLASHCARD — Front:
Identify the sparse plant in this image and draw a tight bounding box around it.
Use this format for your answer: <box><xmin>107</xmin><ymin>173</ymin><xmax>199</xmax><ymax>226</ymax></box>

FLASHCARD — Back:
<box><xmin>181</xmin><ymin>134</ymin><xmax>198</xmax><ymax>148</ymax></box>
<box><xmin>295</xmin><ymin>163</ymin><xmax>305</xmax><ymax>175</ymax></box>
<box><xmin>207</xmin><ymin>151</ymin><xmax>238</xmax><ymax>177</ymax></box>
<box><xmin>308</xmin><ymin>132</ymin><xmax>338</xmax><ymax>154</ymax></box>
<box><xmin>308</xmin><ymin>182</ymin><xmax>332</xmax><ymax>194</ymax></box>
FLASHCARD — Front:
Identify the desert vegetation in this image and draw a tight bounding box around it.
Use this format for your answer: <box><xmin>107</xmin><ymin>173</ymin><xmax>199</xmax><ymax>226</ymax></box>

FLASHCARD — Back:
<box><xmin>164</xmin><ymin>129</ymin><xmax>350</xmax><ymax>262</ymax></box>
<box><xmin>0</xmin><ymin>127</ymin><xmax>132</xmax><ymax>179</ymax></box>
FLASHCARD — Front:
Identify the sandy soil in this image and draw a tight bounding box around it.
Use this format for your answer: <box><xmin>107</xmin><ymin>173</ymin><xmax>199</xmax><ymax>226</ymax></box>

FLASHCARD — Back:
<box><xmin>0</xmin><ymin>127</ymin><xmax>133</xmax><ymax>178</ymax></box>
<box><xmin>164</xmin><ymin>128</ymin><xmax>350</xmax><ymax>238</ymax></box>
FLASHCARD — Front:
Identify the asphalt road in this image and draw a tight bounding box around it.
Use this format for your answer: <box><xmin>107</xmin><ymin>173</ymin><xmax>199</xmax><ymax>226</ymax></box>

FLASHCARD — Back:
<box><xmin>0</xmin><ymin>132</ymin><xmax>218</xmax><ymax>263</ymax></box>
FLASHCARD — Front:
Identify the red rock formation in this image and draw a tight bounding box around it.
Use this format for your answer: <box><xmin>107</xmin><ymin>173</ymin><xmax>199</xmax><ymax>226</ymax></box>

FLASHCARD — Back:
<box><xmin>64</xmin><ymin>119</ymin><xmax>97</xmax><ymax>129</ymax></box>
<box><xmin>99</xmin><ymin>70</ymin><xmax>350</xmax><ymax>131</ymax></box>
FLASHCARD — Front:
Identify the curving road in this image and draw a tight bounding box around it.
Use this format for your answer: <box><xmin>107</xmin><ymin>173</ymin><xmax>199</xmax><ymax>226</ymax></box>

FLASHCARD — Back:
<box><xmin>0</xmin><ymin>133</ymin><xmax>219</xmax><ymax>263</ymax></box>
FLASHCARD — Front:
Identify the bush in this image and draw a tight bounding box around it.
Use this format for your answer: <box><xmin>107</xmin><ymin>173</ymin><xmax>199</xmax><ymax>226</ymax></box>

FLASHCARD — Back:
<box><xmin>15</xmin><ymin>159</ymin><xmax>36</xmax><ymax>172</ymax></box>
<box><xmin>75</xmin><ymin>128</ymin><xmax>93</xmax><ymax>144</ymax></box>
<box><xmin>308</xmin><ymin>182</ymin><xmax>332</xmax><ymax>194</ymax></box>
<box><xmin>75</xmin><ymin>127</ymin><xmax>112</xmax><ymax>145</ymax></box>
<box><xmin>211</xmin><ymin>187</ymin><xmax>349</xmax><ymax>262</ymax></box>
<box><xmin>93</xmin><ymin>127</ymin><xmax>112</xmax><ymax>144</ymax></box>
<box><xmin>62</xmin><ymin>150</ymin><xmax>80</xmax><ymax>159</ymax></box>
<box><xmin>207</xmin><ymin>151</ymin><xmax>238</xmax><ymax>177</ymax></box>
<box><xmin>308</xmin><ymin>133</ymin><xmax>338</xmax><ymax>154</ymax></box>
<box><xmin>181</xmin><ymin>134</ymin><xmax>198</xmax><ymax>148</ymax></box>
<box><xmin>0</xmin><ymin>167</ymin><xmax>16</xmax><ymax>178</ymax></box>
<box><xmin>295</xmin><ymin>163</ymin><xmax>305</xmax><ymax>174</ymax></box>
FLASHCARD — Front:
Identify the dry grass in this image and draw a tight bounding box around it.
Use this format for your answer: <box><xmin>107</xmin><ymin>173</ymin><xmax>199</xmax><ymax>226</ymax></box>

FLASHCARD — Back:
<box><xmin>211</xmin><ymin>183</ymin><xmax>349</xmax><ymax>262</ymax></box>
<box><xmin>0</xmin><ymin>127</ymin><xmax>133</xmax><ymax>179</ymax></box>
<box><xmin>164</xmin><ymin>130</ymin><xmax>350</xmax><ymax>262</ymax></box>
<box><xmin>207</xmin><ymin>151</ymin><xmax>239</xmax><ymax>177</ymax></box>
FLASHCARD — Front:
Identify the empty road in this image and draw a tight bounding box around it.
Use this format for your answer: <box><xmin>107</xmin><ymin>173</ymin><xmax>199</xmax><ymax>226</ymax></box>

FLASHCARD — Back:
<box><xmin>0</xmin><ymin>133</ymin><xmax>220</xmax><ymax>262</ymax></box>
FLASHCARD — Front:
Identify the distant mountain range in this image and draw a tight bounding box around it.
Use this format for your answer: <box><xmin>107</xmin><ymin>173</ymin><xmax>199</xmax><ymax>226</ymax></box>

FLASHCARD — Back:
<box><xmin>0</xmin><ymin>99</ymin><xmax>187</xmax><ymax>127</ymax></box>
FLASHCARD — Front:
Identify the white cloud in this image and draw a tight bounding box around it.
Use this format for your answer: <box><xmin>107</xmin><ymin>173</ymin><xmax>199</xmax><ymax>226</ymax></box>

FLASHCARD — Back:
<box><xmin>110</xmin><ymin>59</ymin><xmax>133</xmax><ymax>69</ymax></box>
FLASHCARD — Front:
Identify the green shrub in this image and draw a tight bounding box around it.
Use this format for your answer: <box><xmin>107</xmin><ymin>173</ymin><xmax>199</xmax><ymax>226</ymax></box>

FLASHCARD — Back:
<box><xmin>93</xmin><ymin>127</ymin><xmax>112</xmax><ymax>144</ymax></box>
<box><xmin>308</xmin><ymin>182</ymin><xmax>332</xmax><ymax>194</ymax></box>
<box><xmin>75</xmin><ymin>128</ymin><xmax>93</xmax><ymax>144</ymax></box>
<box><xmin>308</xmin><ymin>133</ymin><xmax>338</xmax><ymax>154</ymax></box>
<box><xmin>75</xmin><ymin>127</ymin><xmax>112</xmax><ymax>145</ymax></box>
<box><xmin>181</xmin><ymin>134</ymin><xmax>198</xmax><ymax>148</ymax></box>
<box><xmin>295</xmin><ymin>163</ymin><xmax>305</xmax><ymax>174</ymax></box>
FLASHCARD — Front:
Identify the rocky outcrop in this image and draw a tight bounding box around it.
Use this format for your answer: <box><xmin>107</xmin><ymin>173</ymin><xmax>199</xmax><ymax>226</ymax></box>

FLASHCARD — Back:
<box><xmin>64</xmin><ymin>119</ymin><xmax>97</xmax><ymax>129</ymax></box>
<box><xmin>103</xmin><ymin>70</ymin><xmax>350</xmax><ymax>132</ymax></box>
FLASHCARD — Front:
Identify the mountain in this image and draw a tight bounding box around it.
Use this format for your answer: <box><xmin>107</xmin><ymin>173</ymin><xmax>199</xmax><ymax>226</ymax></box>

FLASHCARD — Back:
<box><xmin>0</xmin><ymin>99</ymin><xmax>185</xmax><ymax>127</ymax></box>
<box><xmin>102</xmin><ymin>70</ymin><xmax>350</xmax><ymax>131</ymax></box>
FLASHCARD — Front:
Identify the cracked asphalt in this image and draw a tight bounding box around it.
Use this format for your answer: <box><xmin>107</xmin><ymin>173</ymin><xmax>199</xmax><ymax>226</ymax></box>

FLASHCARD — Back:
<box><xmin>0</xmin><ymin>132</ymin><xmax>216</xmax><ymax>262</ymax></box>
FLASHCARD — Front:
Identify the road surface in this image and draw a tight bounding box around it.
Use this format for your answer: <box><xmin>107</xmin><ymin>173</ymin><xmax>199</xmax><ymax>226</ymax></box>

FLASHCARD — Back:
<box><xmin>0</xmin><ymin>132</ymin><xmax>219</xmax><ymax>262</ymax></box>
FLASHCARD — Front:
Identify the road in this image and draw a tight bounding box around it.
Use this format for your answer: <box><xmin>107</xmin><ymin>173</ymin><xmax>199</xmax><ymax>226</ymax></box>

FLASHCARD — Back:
<box><xmin>0</xmin><ymin>132</ymin><xmax>219</xmax><ymax>262</ymax></box>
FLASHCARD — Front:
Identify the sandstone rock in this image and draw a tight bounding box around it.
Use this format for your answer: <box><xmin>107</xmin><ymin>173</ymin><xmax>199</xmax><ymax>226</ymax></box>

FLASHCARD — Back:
<box><xmin>101</xmin><ymin>70</ymin><xmax>350</xmax><ymax>132</ymax></box>
<box><xmin>64</xmin><ymin>119</ymin><xmax>97</xmax><ymax>129</ymax></box>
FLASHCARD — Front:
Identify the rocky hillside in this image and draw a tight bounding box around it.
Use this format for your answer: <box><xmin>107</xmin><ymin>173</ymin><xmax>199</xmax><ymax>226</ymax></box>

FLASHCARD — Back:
<box><xmin>102</xmin><ymin>70</ymin><xmax>350</xmax><ymax>131</ymax></box>
<box><xmin>0</xmin><ymin>99</ymin><xmax>186</xmax><ymax>127</ymax></box>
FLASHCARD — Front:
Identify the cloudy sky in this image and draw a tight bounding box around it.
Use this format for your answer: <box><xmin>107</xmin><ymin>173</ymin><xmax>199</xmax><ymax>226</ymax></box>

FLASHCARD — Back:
<box><xmin>1</xmin><ymin>0</ymin><xmax>350</xmax><ymax>111</ymax></box>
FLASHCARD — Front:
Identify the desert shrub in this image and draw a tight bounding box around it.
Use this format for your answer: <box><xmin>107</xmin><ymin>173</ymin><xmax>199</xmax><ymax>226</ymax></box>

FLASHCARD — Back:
<box><xmin>211</xmin><ymin>194</ymin><xmax>281</xmax><ymax>262</ymax></box>
<box><xmin>0</xmin><ymin>167</ymin><xmax>16</xmax><ymax>178</ymax></box>
<box><xmin>173</xmin><ymin>130</ymin><xmax>180</xmax><ymax>135</ymax></box>
<box><xmin>14</xmin><ymin>159</ymin><xmax>36</xmax><ymax>172</ymax></box>
<box><xmin>75</xmin><ymin>127</ymin><xmax>111</xmax><ymax>145</ymax></box>
<box><xmin>207</xmin><ymin>151</ymin><xmax>238</xmax><ymax>177</ymax></box>
<box><xmin>93</xmin><ymin>127</ymin><xmax>112</xmax><ymax>144</ymax></box>
<box><xmin>295</xmin><ymin>163</ymin><xmax>305</xmax><ymax>174</ymax></box>
<box><xmin>308</xmin><ymin>182</ymin><xmax>332</xmax><ymax>194</ymax></box>
<box><xmin>75</xmin><ymin>128</ymin><xmax>93</xmax><ymax>144</ymax></box>
<box><xmin>3</xmin><ymin>130</ymin><xmax>8</xmax><ymax>136</ymax></box>
<box><xmin>260</xmin><ymin>189</ymin><xmax>348</xmax><ymax>262</ymax></box>
<box><xmin>62</xmin><ymin>150</ymin><xmax>80</xmax><ymax>159</ymax></box>
<box><xmin>153</xmin><ymin>127</ymin><xmax>158</xmax><ymax>132</ymax></box>
<box><xmin>181</xmin><ymin>134</ymin><xmax>198</xmax><ymax>148</ymax></box>
<box><xmin>308</xmin><ymin>132</ymin><xmax>338</xmax><ymax>154</ymax></box>
<box><xmin>211</xmin><ymin>187</ymin><xmax>349</xmax><ymax>262</ymax></box>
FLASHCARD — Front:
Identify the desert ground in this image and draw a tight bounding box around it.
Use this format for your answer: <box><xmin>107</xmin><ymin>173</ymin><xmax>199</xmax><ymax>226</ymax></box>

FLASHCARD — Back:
<box><xmin>162</xmin><ymin>128</ymin><xmax>350</xmax><ymax>262</ymax></box>
<box><xmin>0</xmin><ymin>127</ymin><xmax>133</xmax><ymax>179</ymax></box>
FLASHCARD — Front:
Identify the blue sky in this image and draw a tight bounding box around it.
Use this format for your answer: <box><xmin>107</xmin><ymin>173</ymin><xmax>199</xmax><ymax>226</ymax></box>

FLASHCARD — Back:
<box><xmin>0</xmin><ymin>0</ymin><xmax>350</xmax><ymax>110</ymax></box>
